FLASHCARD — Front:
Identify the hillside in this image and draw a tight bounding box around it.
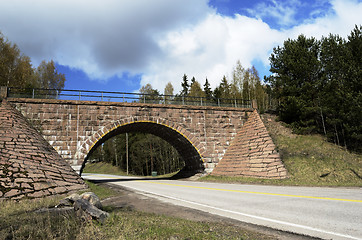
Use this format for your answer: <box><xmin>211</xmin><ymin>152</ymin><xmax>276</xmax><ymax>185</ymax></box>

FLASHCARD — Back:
<box><xmin>202</xmin><ymin>113</ymin><xmax>362</xmax><ymax>187</ymax></box>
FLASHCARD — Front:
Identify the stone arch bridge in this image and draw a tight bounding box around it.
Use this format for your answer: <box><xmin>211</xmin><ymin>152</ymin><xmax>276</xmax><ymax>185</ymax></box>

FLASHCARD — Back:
<box><xmin>6</xmin><ymin>97</ymin><xmax>287</xmax><ymax>178</ymax></box>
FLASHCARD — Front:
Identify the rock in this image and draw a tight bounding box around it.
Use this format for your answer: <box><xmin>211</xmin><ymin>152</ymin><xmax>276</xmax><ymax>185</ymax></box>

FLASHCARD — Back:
<box><xmin>74</xmin><ymin>199</ymin><xmax>109</xmax><ymax>223</ymax></box>
<box><xmin>36</xmin><ymin>206</ymin><xmax>74</xmax><ymax>215</ymax></box>
<box><xmin>68</xmin><ymin>193</ymin><xmax>81</xmax><ymax>202</ymax></box>
<box><xmin>37</xmin><ymin>192</ymin><xmax>109</xmax><ymax>223</ymax></box>
<box><xmin>56</xmin><ymin>193</ymin><xmax>81</xmax><ymax>208</ymax></box>
<box><xmin>80</xmin><ymin>192</ymin><xmax>102</xmax><ymax>209</ymax></box>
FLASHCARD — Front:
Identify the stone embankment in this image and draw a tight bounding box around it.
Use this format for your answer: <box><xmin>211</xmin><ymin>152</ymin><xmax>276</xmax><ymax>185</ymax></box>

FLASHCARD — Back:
<box><xmin>0</xmin><ymin>99</ymin><xmax>87</xmax><ymax>200</ymax></box>
<box><xmin>212</xmin><ymin>110</ymin><xmax>287</xmax><ymax>179</ymax></box>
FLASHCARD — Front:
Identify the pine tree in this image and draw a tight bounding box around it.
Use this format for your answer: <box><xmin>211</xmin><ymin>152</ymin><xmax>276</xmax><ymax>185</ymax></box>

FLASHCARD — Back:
<box><xmin>180</xmin><ymin>74</ymin><xmax>189</xmax><ymax>96</ymax></box>
<box><xmin>203</xmin><ymin>78</ymin><xmax>212</xmax><ymax>101</ymax></box>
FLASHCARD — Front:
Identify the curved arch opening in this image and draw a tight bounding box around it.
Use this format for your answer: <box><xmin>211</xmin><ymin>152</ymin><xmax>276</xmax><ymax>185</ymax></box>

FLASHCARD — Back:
<box><xmin>80</xmin><ymin>121</ymin><xmax>204</xmax><ymax>177</ymax></box>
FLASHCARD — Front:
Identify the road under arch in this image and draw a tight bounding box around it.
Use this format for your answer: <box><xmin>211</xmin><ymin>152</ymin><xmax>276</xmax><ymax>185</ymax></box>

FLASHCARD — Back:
<box><xmin>80</xmin><ymin>121</ymin><xmax>204</xmax><ymax>177</ymax></box>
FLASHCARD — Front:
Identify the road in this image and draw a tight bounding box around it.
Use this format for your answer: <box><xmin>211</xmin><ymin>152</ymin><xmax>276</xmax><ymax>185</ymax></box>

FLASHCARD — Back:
<box><xmin>82</xmin><ymin>173</ymin><xmax>362</xmax><ymax>240</ymax></box>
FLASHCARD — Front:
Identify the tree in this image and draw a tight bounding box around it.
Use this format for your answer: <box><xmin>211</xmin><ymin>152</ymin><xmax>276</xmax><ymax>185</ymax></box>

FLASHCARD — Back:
<box><xmin>164</xmin><ymin>82</ymin><xmax>174</xmax><ymax>96</ymax></box>
<box><xmin>164</xmin><ymin>82</ymin><xmax>174</xmax><ymax>104</ymax></box>
<box><xmin>188</xmin><ymin>79</ymin><xmax>205</xmax><ymax>104</ymax></box>
<box><xmin>180</xmin><ymin>74</ymin><xmax>189</xmax><ymax>96</ymax></box>
<box><xmin>319</xmin><ymin>26</ymin><xmax>362</xmax><ymax>151</ymax></box>
<box><xmin>267</xmin><ymin>34</ymin><xmax>321</xmax><ymax>128</ymax></box>
<box><xmin>255</xmin><ymin>80</ymin><xmax>269</xmax><ymax>113</ymax></box>
<box><xmin>190</xmin><ymin>76</ymin><xmax>196</xmax><ymax>85</ymax></box>
<box><xmin>267</xmin><ymin>26</ymin><xmax>362</xmax><ymax>152</ymax></box>
<box><xmin>139</xmin><ymin>83</ymin><xmax>161</xmax><ymax>103</ymax></box>
<box><xmin>213</xmin><ymin>75</ymin><xmax>231</xmax><ymax>105</ymax></box>
<box><xmin>0</xmin><ymin>32</ymin><xmax>34</xmax><ymax>88</ymax></box>
<box><xmin>203</xmin><ymin>78</ymin><xmax>212</xmax><ymax>101</ymax></box>
<box><xmin>35</xmin><ymin>60</ymin><xmax>66</xmax><ymax>98</ymax></box>
<box><xmin>231</xmin><ymin>60</ymin><xmax>244</xmax><ymax>100</ymax></box>
<box><xmin>0</xmin><ymin>31</ymin><xmax>66</xmax><ymax>97</ymax></box>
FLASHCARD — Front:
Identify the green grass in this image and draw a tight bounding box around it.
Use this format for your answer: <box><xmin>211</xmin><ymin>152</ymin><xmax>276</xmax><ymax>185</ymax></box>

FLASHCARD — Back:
<box><xmin>83</xmin><ymin>161</ymin><xmax>131</xmax><ymax>176</ymax></box>
<box><xmin>81</xmin><ymin>180</ymin><xmax>118</xmax><ymax>200</ymax></box>
<box><xmin>202</xmin><ymin>115</ymin><xmax>362</xmax><ymax>187</ymax></box>
<box><xmin>0</xmin><ymin>196</ymin><xmax>82</xmax><ymax>240</ymax></box>
<box><xmin>0</xmin><ymin>184</ymin><xmax>275</xmax><ymax>240</ymax></box>
<box><xmin>77</xmin><ymin>210</ymin><xmax>275</xmax><ymax>240</ymax></box>
<box><xmin>83</xmin><ymin>161</ymin><xmax>179</xmax><ymax>179</ymax></box>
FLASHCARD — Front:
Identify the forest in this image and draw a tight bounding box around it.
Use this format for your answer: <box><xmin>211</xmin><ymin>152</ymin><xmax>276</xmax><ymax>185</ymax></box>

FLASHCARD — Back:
<box><xmin>1</xmin><ymin>25</ymin><xmax>361</xmax><ymax>176</ymax></box>
<box><xmin>266</xmin><ymin>25</ymin><xmax>361</xmax><ymax>153</ymax></box>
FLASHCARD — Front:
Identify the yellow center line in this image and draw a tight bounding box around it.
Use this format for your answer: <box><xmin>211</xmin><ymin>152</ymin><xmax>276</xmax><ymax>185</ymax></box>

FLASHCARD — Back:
<box><xmin>136</xmin><ymin>180</ymin><xmax>362</xmax><ymax>203</ymax></box>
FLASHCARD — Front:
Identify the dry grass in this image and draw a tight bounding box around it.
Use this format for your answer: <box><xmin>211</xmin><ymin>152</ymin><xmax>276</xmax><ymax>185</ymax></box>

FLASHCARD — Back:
<box><xmin>1</xmin><ymin>182</ymin><xmax>275</xmax><ymax>240</ymax></box>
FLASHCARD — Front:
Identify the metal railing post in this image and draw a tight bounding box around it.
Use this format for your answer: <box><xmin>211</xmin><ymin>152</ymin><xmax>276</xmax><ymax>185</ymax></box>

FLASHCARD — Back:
<box><xmin>101</xmin><ymin>92</ymin><xmax>103</xmax><ymax>101</ymax></box>
<box><xmin>32</xmin><ymin>89</ymin><xmax>35</xmax><ymax>99</ymax></box>
<box><xmin>79</xmin><ymin>91</ymin><xmax>81</xmax><ymax>100</ymax></box>
<box><xmin>182</xmin><ymin>96</ymin><xmax>184</xmax><ymax>105</ymax></box>
<box><xmin>218</xmin><ymin>98</ymin><xmax>220</xmax><ymax>107</ymax></box>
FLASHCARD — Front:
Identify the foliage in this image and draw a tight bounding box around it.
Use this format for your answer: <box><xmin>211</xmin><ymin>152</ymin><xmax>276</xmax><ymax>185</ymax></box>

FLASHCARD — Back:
<box><xmin>0</xmin><ymin>32</ymin><xmax>34</xmax><ymax>88</ymax></box>
<box><xmin>0</xmin><ymin>31</ymin><xmax>66</xmax><ymax>92</ymax></box>
<box><xmin>88</xmin><ymin>132</ymin><xmax>184</xmax><ymax>176</ymax></box>
<box><xmin>180</xmin><ymin>73</ymin><xmax>189</xmax><ymax>96</ymax></box>
<box><xmin>139</xmin><ymin>83</ymin><xmax>161</xmax><ymax>103</ymax></box>
<box><xmin>188</xmin><ymin>78</ymin><xmax>205</xmax><ymax>103</ymax></box>
<box><xmin>266</xmin><ymin>25</ymin><xmax>362</xmax><ymax>152</ymax></box>
<box><xmin>164</xmin><ymin>82</ymin><xmax>174</xmax><ymax>96</ymax></box>
<box><xmin>35</xmin><ymin>60</ymin><xmax>66</xmax><ymax>95</ymax></box>
<box><xmin>203</xmin><ymin>77</ymin><xmax>212</xmax><ymax>100</ymax></box>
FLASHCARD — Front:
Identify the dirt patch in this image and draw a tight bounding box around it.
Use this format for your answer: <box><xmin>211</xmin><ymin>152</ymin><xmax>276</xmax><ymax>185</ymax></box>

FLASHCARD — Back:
<box><xmin>261</xmin><ymin>113</ymin><xmax>296</xmax><ymax>139</ymax></box>
<box><xmin>99</xmin><ymin>182</ymin><xmax>317</xmax><ymax>240</ymax></box>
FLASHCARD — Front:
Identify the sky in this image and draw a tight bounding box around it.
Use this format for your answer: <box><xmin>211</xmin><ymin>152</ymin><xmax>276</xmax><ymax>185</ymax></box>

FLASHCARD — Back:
<box><xmin>0</xmin><ymin>0</ymin><xmax>361</xmax><ymax>94</ymax></box>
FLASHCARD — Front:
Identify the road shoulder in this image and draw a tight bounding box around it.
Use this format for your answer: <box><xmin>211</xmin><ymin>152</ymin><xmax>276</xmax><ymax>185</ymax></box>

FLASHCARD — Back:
<box><xmin>99</xmin><ymin>182</ymin><xmax>317</xmax><ymax>240</ymax></box>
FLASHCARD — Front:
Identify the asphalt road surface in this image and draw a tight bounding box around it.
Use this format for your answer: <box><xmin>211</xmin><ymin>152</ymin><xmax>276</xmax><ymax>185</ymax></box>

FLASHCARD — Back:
<box><xmin>82</xmin><ymin>173</ymin><xmax>362</xmax><ymax>240</ymax></box>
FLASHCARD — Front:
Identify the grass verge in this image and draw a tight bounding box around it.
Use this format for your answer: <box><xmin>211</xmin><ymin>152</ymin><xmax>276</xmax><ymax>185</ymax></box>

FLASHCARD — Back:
<box><xmin>82</xmin><ymin>161</ymin><xmax>131</xmax><ymax>176</ymax></box>
<box><xmin>83</xmin><ymin>161</ymin><xmax>178</xmax><ymax>179</ymax></box>
<box><xmin>201</xmin><ymin>114</ymin><xmax>362</xmax><ymax>187</ymax></box>
<box><xmin>1</xmin><ymin>183</ymin><xmax>275</xmax><ymax>240</ymax></box>
<box><xmin>82</xmin><ymin>180</ymin><xmax>118</xmax><ymax>200</ymax></box>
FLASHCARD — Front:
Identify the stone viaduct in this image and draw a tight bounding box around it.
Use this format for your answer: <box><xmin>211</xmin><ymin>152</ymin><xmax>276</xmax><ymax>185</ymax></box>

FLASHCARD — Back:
<box><xmin>4</xmin><ymin>92</ymin><xmax>287</xmax><ymax>179</ymax></box>
<box><xmin>6</xmin><ymin>97</ymin><xmax>252</xmax><ymax>174</ymax></box>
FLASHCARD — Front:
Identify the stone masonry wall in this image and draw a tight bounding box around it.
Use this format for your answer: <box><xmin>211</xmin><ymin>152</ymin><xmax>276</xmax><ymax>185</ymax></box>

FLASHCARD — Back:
<box><xmin>9</xmin><ymin>98</ymin><xmax>252</xmax><ymax>172</ymax></box>
<box><xmin>0</xmin><ymin>100</ymin><xmax>87</xmax><ymax>200</ymax></box>
<box><xmin>212</xmin><ymin>110</ymin><xmax>288</xmax><ymax>179</ymax></box>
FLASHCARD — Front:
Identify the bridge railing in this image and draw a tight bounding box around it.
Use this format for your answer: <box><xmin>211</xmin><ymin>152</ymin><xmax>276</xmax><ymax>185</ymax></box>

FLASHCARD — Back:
<box><xmin>5</xmin><ymin>87</ymin><xmax>252</xmax><ymax>108</ymax></box>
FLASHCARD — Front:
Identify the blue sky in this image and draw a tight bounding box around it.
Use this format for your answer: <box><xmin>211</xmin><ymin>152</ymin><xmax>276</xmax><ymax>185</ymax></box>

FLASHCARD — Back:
<box><xmin>1</xmin><ymin>0</ymin><xmax>361</xmax><ymax>94</ymax></box>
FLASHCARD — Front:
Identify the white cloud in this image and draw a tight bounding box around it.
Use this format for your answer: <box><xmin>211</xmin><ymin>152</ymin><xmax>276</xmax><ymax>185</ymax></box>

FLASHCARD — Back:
<box><xmin>0</xmin><ymin>0</ymin><xmax>211</xmax><ymax>80</ymax></box>
<box><xmin>142</xmin><ymin>0</ymin><xmax>362</xmax><ymax>93</ymax></box>
<box><xmin>144</xmin><ymin>14</ymin><xmax>282</xmax><ymax>92</ymax></box>
<box><xmin>246</xmin><ymin>0</ymin><xmax>302</xmax><ymax>27</ymax></box>
<box><xmin>0</xmin><ymin>0</ymin><xmax>361</xmax><ymax>93</ymax></box>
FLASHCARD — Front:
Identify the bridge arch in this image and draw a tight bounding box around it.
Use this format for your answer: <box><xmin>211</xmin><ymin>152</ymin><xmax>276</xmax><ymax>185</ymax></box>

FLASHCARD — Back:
<box><xmin>76</xmin><ymin>117</ymin><xmax>205</xmax><ymax>176</ymax></box>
